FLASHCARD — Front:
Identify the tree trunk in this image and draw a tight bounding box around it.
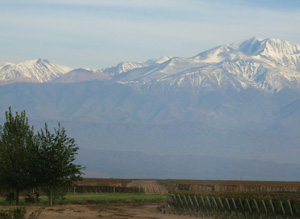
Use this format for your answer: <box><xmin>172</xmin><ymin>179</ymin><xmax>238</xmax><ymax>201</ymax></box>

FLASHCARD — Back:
<box><xmin>16</xmin><ymin>189</ymin><xmax>19</xmax><ymax>205</ymax></box>
<box><xmin>49</xmin><ymin>187</ymin><xmax>53</xmax><ymax>207</ymax></box>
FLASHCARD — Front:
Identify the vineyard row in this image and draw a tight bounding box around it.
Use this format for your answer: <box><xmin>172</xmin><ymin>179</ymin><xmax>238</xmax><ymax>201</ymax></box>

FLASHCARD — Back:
<box><xmin>166</xmin><ymin>193</ymin><xmax>298</xmax><ymax>218</ymax></box>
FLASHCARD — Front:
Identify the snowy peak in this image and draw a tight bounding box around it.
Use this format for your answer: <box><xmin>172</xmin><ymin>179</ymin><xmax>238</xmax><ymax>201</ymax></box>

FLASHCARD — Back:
<box><xmin>0</xmin><ymin>59</ymin><xmax>72</xmax><ymax>82</ymax></box>
<box><xmin>232</xmin><ymin>37</ymin><xmax>300</xmax><ymax>71</ymax></box>
<box><xmin>262</xmin><ymin>38</ymin><xmax>300</xmax><ymax>55</ymax></box>
<box><xmin>117</xmin><ymin>61</ymin><xmax>144</xmax><ymax>74</ymax></box>
<box><xmin>235</xmin><ymin>37</ymin><xmax>300</xmax><ymax>56</ymax></box>
<box><xmin>193</xmin><ymin>45</ymin><xmax>236</xmax><ymax>63</ymax></box>
<box><xmin>258</xmin><ymin>38</ymin><xmax>300</xmax><ymax>71</ymax></box>
<box><xmin>145</xmin><ymin>56</ymin><xmax>173</xmax><ymax>64</ymax></box>
<box><xmin>234</xmin><ymin>37</ymin><xmax>264</xmax><ymax>56</ymax></box>
<box><xmin>103</xmin><ymin>61</ymin><xmax>145</xmax><ymax>76</ymax></box>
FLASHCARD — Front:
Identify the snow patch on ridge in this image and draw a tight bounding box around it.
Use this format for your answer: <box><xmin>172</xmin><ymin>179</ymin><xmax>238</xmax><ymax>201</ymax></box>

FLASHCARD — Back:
<box><xmin>193</xmin><ymin>45</ymin><xmax>235</xmax><ymax>63</ymax></box>
<box><xmin>145</xmin><ymin>56</ymin><xmax>173</xmax><ymax>64</ymax></box>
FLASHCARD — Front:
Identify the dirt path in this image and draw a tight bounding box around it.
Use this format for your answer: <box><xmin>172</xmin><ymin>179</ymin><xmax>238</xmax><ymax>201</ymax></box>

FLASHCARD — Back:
<box><xmin>97</xmin><ymin>204</ymin><xmax>214</xmax><ymax>219</ymax></box>
<box><xmin>22</xmin><ymin>204</ymin><xmax>213</xmax><ymax>218</ymax></box>
<box><xmin>26</xmin><ymin>205</ymin><xmax>99</xmax><ymax>218</ymax></box>
<box><xmin>128</xmin><ymin>180</ymin><xmax>169</xmax><ymax>194</ymax></box>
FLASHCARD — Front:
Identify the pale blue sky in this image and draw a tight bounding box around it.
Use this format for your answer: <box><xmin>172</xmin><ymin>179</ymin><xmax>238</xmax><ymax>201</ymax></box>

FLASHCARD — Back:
<box><xmin>1</xmin><ymin>0</ymin><xmax>299</xmax><ymax>68</ymax></box>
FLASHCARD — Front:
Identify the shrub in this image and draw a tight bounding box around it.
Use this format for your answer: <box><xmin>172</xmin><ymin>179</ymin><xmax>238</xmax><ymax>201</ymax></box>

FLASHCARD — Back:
<box><xmin>0</xmin><ymin>207</ymin><xmax>26</xmax><ymax>219</ymax></box>
<box><xmin>24</xmin><ymin>192</ymin><xmax>40</xmax><ymax>203</ymax></box>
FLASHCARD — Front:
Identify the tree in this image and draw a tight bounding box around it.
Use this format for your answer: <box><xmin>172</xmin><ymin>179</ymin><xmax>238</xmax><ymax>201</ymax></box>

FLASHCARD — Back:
<box><xmin>0</xmin><ymin>107</ymin><xmax>35</xmax><ymax>205</ymax></box>
<box><xmin>34</xmin><ymin>123</ymin><xmax>83</xmax><ymax>206</ymax></box>
<box><xmin>0</xmin><ymin>108</ymin><xmax>83</xmax><ymax>206</ymax></box>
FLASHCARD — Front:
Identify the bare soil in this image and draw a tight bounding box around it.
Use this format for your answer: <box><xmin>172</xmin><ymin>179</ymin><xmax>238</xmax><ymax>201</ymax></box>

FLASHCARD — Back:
<box><xmin>22</xmin><ymin>204</ymin><xmax>213</xmax><ymax>219</ymax></box>
<box><xmin>131</xmin><ymin>180</ymin><xmax>169</xmax><ymax>194</ymax></box>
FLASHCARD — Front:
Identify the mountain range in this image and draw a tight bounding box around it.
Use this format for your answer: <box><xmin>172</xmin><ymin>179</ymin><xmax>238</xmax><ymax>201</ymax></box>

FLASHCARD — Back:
<box><xmin>1</xmin><ymin>37</ymin><xmax>300</xmax><ymax>180</ymax></box>
<box><xmin>2</xmin><ymin>37</ymin><xmax>300</xmax><ymax>91</ymax></box>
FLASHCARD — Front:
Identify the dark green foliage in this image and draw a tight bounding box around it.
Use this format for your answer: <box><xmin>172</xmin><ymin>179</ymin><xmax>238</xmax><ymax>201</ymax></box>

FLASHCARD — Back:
<box><xmin>0</xmin><ymin>108</ymin><xmax>83</xmax><ymax>206</ymax></box>
<box><xmin>0</xmin><ymin>207</ymin><xmax>26</xmax><ymax>219</ymax></box>
<box><xmin>34</xmin><ymin>123</ymin><xmax>83</xmax><ymax>206</ymax></box>
<box><xmin>0</xmin><ymin>107</ymin><xmax>34</xmax><ymax>204</ymax></box>
<box><xmin>35</xmin><ymin>123</ymin><xmax>83</xmax><ymax>187</ymax></box>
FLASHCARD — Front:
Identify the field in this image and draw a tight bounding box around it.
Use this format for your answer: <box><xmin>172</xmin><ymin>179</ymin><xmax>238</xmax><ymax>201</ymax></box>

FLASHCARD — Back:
<box><xmin>73</xmin><ymin>178</ymin><xmax>300</xmax><ymax>193</ymax></box>
<box><xmin>1</xmin><ymin>179</ymin><xmax>300</xmax><ymax>218</ymax></box>
<box><xmin>0</xmin><ymin>193</ymin><xmax>166</xmax><ymax>205</ymax></box>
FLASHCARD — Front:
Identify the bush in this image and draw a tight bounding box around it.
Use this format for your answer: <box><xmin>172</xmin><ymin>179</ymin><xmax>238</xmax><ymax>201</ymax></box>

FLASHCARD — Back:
<box><xmin>24</xmin><ymin>192</ymin><xmax>40</xmax><ymax>204</ymax></box>
<box><xmin>0</xmin><ymin>207</ymin><xmax>26</xmax><ymax>219</ymax></box>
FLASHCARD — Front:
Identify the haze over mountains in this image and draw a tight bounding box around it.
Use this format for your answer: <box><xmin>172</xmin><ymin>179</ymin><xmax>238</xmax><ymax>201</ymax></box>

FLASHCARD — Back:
<box><xmin>1</xmin><ymin>37</ymin><xmax>300</xmax><ymax>180</ymax></box>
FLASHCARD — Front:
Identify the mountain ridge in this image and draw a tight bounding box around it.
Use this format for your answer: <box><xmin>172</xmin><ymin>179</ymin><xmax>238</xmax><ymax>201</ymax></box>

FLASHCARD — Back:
<box><xmin>1</xmin><ymin>37</ymin><xmax>300</xmax><ymax>92</ymax></box>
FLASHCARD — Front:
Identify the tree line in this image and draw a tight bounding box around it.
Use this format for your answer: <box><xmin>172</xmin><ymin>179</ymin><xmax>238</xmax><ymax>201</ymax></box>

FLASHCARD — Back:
<box><xmin>0</xmin><ymin>107</ymin><xmax>83</xmax><ymax>206</ymax></box>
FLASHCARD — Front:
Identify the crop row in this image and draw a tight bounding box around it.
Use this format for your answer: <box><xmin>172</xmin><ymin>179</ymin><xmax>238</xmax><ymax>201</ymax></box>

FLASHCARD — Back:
<box><xmin>166</xmin><ymin>193</ymin><xmax>299</xmax><ymax>218</ymax></box>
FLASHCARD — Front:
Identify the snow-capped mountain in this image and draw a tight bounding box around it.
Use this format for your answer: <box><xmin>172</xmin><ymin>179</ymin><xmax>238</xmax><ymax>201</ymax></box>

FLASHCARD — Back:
<box><xmin>0</xmin><ymin>59</ymin><xmax>72</xmax><ymax>82</ymax></box>
<box><xmin>235</xmin><ymin>37</ymin><xmax>300</xmax><ymax>70</ymax></box>
<box><xmin>1</xmin><ymin>37</ymin><xmax>299</xmax><ymax>92</ymax></box>
<box><xmin>109</xmin><ymin>37</ymin><xmax>300</xmax><ymax>93</ymax></box>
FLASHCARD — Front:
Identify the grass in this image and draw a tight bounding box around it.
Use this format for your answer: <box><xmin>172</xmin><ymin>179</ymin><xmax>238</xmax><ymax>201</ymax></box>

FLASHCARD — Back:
<box><xmin>64</xmin><ymin>193</ymin><xmax>165</xmax><ymax>202</ymax></box>
<box><xmin>0</xmin><ymin>193</ymin><xmax>166</xmax><ymax>206</ymax></box>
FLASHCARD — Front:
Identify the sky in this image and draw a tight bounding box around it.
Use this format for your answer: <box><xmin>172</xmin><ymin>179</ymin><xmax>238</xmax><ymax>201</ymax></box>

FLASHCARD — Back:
<box><xmin>0</xmin><ymin>0</ymin><xmax>300</xmax><ymax>69</ymax></box>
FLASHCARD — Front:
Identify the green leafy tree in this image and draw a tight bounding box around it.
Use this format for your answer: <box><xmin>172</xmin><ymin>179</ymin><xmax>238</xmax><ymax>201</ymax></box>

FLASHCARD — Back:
<box><xmin>34</xmin><ymin>123</ymin><xmax>83</xmax><ymax>206</ymax></box>
<box><xmin>0</xmin><ymin>107</ymin><xmax>34</xmax><ymax>205</ymax></box>
<box><xmin>0</xmin><ymin>108</ymin><xmax>83</xmax><ymax>206</ymax></box>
